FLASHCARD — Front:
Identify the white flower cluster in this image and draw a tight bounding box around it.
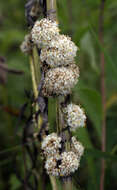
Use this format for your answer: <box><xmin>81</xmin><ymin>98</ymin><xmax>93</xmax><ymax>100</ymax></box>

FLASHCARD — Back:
<box><xmin>20</xmin><ymin>34</ymin><xmax>32</xmax><ymax>54</ymax></box>
<box><xmin>30</xmin><ymin>18</ymin><xmax>79</xmax><ymax>96</ymax></box>
<box><xmin>31</xmin><ymin>18</ymin><xmax>59</xmax><ymax>47</ymax></box>
<box><xmin>59</xmin><ymin>151</ymin><xmax>79</xmax><ymax>176</ymax></box>
<box><xmin>45</xmin><ymin>156</ymin><xmax>60</xmax><ymax>176</ymax></box>
<box><xmin>40</xmin><ymin>35</ymin><xmax>78</xmax><ymax>67</ymax></box>
<box><xmin>63</xmin><ymin>103</ymin><xmax>86</xmax><ymax>131</ymax></box>
<box><xmin>71</xmin><ymin>136</ymin><xmax>84</xmax><ymax>158</ymax></box>
<box><xmin>45</xmin><ymin>150</ymin><xmax>81</xmax><ymax>177</ymax></box>
<box><xmin>42</xmin><ymin>65</ymin><xmax>79</xmax><ymax>97</ymax></box>
<box><xmin>41</xmin><ymin>133</ymin><xmax>61</xmax><ymax>157</ymax></box>
<box><xmin>31</xmin><ymin>18</ymin><xmax>78</xmax><ymax>67</ymax></box>
<box><xmin>42</xmin><ymin>133</ymin><xmax>84</xmax><ymax>177</ymax></box>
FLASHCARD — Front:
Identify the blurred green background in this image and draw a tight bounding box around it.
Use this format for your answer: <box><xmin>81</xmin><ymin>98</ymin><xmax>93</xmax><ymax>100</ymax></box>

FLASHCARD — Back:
<box><xmin>0</xmin><ymin>0</ymin><xmax>117</xmax><ymax>189</ymax></box>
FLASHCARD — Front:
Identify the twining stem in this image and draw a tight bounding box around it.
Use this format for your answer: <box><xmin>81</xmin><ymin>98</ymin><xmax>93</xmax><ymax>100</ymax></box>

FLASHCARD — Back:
<box><xmin>99</xmin><ymin>0</ymin><xmax>106</xmax><ymax>190</ymax></box>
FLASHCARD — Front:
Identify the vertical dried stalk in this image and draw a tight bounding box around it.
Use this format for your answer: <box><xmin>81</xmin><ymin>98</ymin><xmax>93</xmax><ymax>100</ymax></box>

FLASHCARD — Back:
<box><xmin>99</xmin><ymin>0</ymin><xmax>106</xmax><ymax>190</ymax></box>
<box><xmin>46</xmin><ymin>1</ymin><xmax>59</xmax><ymax>190</ymax></box>
<box><xmin>30</xmin><ymin>50</ymin><xmax>43</xmax><ymax>131</ymax></box>
<box><xmin>46</xmin><ymin>0</ymin><xmax>57</xmax><ymax>21</ymax></box>
<box><xmin>63</xmin><ymin>179</ymin><xmax>72</xmax><ymax>190</ymax></box>
<box><xmin>46</xmin><ymin>0</ymin><xmax>72</xmax><ymax>189</ymax></box>
<box><xmin>29</xmin><ymin>55</ymin><xmax>38</xmax><ymax>98</ymax></box>
<box><xmin>50</xmin><ymin>176</ymin><xmax>59</xmax><ymax>190</ymax></box>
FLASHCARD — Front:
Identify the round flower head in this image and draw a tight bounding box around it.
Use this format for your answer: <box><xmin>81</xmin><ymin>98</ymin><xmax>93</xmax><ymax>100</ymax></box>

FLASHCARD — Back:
<box><xmin>71</xmin><ymin>137</ymin><xmax>84</xmax><ymax>158</ymax></box>
<box><xmin>20</xmin><ymin>34</ymin><xmax>32</xmax><ymax>54</ymax></box>
<box><xmin>63</xmin><ymin>104</ymin><xmax>86</xmax><ymax>131</ymax></box>
<box><xmin>45</xmin><ymin>156</ymin><xmax>60</xmax><ymax>177</ymax></box>
<box><xmin>40</xmin><ymin>34</ymin><xmax>78</xmax><ymax>67</ymax></box>
<box><xmin>59</xmin><ymin>151</ymin><xmax>79</xmax><ymax>176</ymax></box>
<box><xmin>42</xmin><ymin>64</ymin><xmax>79</xmax><ymax>97</ymax></box>
<box><xmin>31</xmin><ymin>18</ymin><xmax>59</xmax><ymax>47</ymax></box>
<box><xmin>41</xmin><ymin>133</ymin><xmax>61</xmax><ymax>157</ymax></box>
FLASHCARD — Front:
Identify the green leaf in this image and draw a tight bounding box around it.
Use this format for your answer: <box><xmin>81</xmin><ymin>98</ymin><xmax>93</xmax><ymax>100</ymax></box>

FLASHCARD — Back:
<box><xmin>80</xmin><ymin>31</ymin><xmax>99</xmax><ymax>74</ymax></box>
<box><xmin>10</xmin><ymin>175</ymin><xmax>21</xmax><ymax>190</ymax></box>
<box><xmin>86</xmin><ymin>148</ymin><xmax>117</xmax><ymax>161</ymax></box>
<box><xmin>75</xmin><ymin>128</ymin><xmax>98</xmax><ymax>190</ymax></box>
<box><xmin>78</xmin><ymin>88</ymin><xmax>102</xmax><ymax>138</ymax></box>
<box><xmin>90</xmin><ymin>26</ymin><xmax>117</xmax><ymax>80</ymax></box>
<box><xmin>75</xmin><ymin>128</ymin><xmax>93</xmax><ymax>148</ymax></box>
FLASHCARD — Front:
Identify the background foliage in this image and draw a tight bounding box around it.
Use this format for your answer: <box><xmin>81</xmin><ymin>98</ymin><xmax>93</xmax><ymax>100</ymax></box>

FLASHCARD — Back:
<box><xmin>0</xmin><ymin>0</ymin><xmax>117</xmax><ymax>189</ymax></box>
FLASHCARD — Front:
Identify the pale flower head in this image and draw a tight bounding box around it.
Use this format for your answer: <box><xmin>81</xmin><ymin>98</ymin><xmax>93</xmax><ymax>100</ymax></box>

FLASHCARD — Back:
<box><xmin>41</xmin><ymin>133</ymin><xmax>61</xmax><ymax>157</ymax></box>
<box><xmin>31</xmin><ymin>18</ymin><xmax>59</xmax><ymax>47</ymax></box>
<box><xmin>63</xmin><ymin>103</ymin><xmax>86</xmax><ymax>131</ymax></box>
<box><xmin>20</xmin><ymin>34</ymin><xmax>32</xmax><ymax>54</ymax></box>
<box><xmin>42</xmin><ymin>64</ymin><xmax>79</xmax><ymax>97</ymax></box>
<box><xmin>71</xmin><ymin>136</ymin><xmax>84</xmax><ymax>158</ymax></box>
<box><xmin>59</xmin><ymin>151</ymin><xmax>80</xmax><ymax>176</ymax></box>
<box><xmin>45</xmin><ymin>156</ymin><xmax>60</xmax><ymax>177</ymax></box>
<box><xmin>40</xmin><ymin>34</ymin><xmax>78</xmax><ymax>67</ymax></box>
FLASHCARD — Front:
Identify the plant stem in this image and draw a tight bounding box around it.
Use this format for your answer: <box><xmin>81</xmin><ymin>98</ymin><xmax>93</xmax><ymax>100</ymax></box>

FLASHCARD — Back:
<box><xmin>67</xmin><ymin>0</ymin><xmax>74</xmax><ymax>36</ymax></box>
<box><xmin>29</xmin><ymin>55</ymin><xmax>38</xmax><ymax>99</ymax></box>
<box><xmin>63</xmin><ymin>179</ymin><xmax>72</xmax><ymax>190</ymax></box>
<box><xmin>46</xmin><ymin>1</ymin><xmax>60</xmax><ymax>190</ymax></box>
<box><xmin>50</xmin><ymin>176</ymin><xmax>59</xmax><ymax>190</ymax></box>
<box><xmin>56</xmin><ymin>98</ymin><xmax>60</xmax><ymax>134</ymax></box>
<box><xmin>99</xmin><ymin>0</ymin><xmax>106</xmax><ymax>190</ymax></box>
<box><xmin>46</xmin><ymin>0</ymin><xmax>57</xmax><ymax>21</ymax></box>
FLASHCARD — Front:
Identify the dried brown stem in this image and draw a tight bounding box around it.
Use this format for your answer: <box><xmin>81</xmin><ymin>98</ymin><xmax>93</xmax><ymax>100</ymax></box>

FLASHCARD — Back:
<box><xmin>46</xmin><ymin>1</ymin><xmax>59</xmax><ymax>190</ymax></box>
<box><xmin>99</xmin><ymin>0</ymin><xmax>106</xmax><ymax>190</ymax></box>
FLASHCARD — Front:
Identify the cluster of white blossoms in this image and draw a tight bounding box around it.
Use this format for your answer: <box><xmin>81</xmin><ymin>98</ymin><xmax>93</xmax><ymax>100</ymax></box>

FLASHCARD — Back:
<box><xmin>71</xmin><ymin>136</ymin><xmax>84</xmax><ymax>158</ymax></box>
<box><xmin>59</xmin><ymin>151</ymin><xmax>79</xmax><ymax>176</ymax></box>
<box><xmin>40</xmin><ymin>35</ymin><xmax>78</xmax><ymax>67</ymax></box>
<box><xmin>30</xmin><ymin>18</ymin><xmax>79</xmax><ymax>96</ymax></box>
<box><xmin>42</xmin><ymin>133</ymin><xmax>84</xmax><ymax>177</ymax></box>
<box><xmin>45</xmin><ymin>151</ymin><xmax>80</xmax><ymax>177</ymax></box>
<box><xmin>20</xmin><ymin>34</ymin><xmax>32</xmax><ymax>54</ymax></box>
<box><xmin>63</xmin><ymin>103</ymin><xmax>86</xmax><ymax>131</ymax></box>
<box><xmin>45</xmin><ymin>156</ymin><xmax>60</xmax><ymax>176</ymax></box>
<box><xmin>45</xmin><ymin>156</ymin><xmax>60</xmax><ymax>177</ymax></box>
<box><xmin>31</xmin><ymin>18</ymin><xmax>59</xmax><ymax>47</ymax></box>
<box><xmin>41</xmin><ymin>133</ymin><xmax>61</xmax><ymax>157</ymax></box>
<box><xmin>42</xmin><ymin>65</ymin><xmax>79</xmax><ymax>96</ymax></box>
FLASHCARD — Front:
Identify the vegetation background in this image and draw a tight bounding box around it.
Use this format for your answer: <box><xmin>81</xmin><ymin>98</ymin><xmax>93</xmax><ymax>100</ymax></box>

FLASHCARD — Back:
<box><xmin>0</xmin><ymin>0</ymin><xmax>117</xmax><ymax>189</ymax></box>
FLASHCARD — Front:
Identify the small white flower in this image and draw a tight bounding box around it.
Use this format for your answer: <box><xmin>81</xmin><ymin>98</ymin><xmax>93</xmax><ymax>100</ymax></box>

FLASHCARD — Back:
<box><xmin>63</xmin><ymin>104</ymin><xmax>86</xmax><ymax>131</ymax></box>
<box><xmin>41</xmin><ymin>133</ymin><xmax>61</xmax><ymax>157</ymax></box>
<box><xmin>31</xmin><ymin>18</ymin><xmax>59</xmax><ymax>47</ymax></box>
<box><xmin>71</xmin><ymin>137</ymin><xmax>84</xmax><ymax>158</ymax></box>
<box><xmin>20</xmin><ymin>34</ymin><xmax>32</xmax><ymax>54</ymax></box>
<box><xmin>45</xmin><ymin>156</ymin><xmax>60</xmax><ymax>176</ymax></box>
<box><xmin>42</xmin><ymin>64</ymin><xmax>79</xmax><ymax>97</ymax></box>
<box><xmin>40</xmin><ymin>34</ymin><xmax>78</xmax><ymax>67</ymax></box>
<box><xmin>59</xmin><ymin>151</ymin><xmax>80</xmax><ymax>176</ymax></box>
